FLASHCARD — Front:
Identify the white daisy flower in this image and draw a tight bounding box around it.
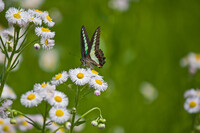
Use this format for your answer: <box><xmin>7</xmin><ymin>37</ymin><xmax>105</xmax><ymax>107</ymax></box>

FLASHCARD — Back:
<box><xmin>16</xmin><ymin>115</ymin><xmax>33</xmax><ymax>131</ymax></box>
<box><xmin>89</xmin><ymin>77</ymin><xmax>108</xmax><ymax>91</ymax></box>
<box><xmin>184</xmin><ymin>88</ymin><xmax>200</xmax><ymax>98</ymax></box>
<box><xmin>35</xmin><ymin>27</ymin><xmax>55</xmax><ymax>39</ymax></box>
<box><xmin>5</xmin><ymin>7</ymin><xmax>28</xmax><ymax>27</ymax></box>
<box><xmin>0</xmin><ymin>0</ymin><xmax>5</xmax><ymax>12</ymax></box>
<box><xmin>49</xmin><ymin>107</ymin><xmax>70</xmax><ymax>124</ymax></box>
<box><xmin>2</xmin><ymin>84</ymin><xmax>17</xmax><ymax>99</ymax></box>
<box><xmin>42</xmin><ymin>11</ymin><xmax>55</xmax><ymax>27</ymax></box>
<box><xmin>47</xmin><ymin>91</ymin><xmax>68</xmax><ymax>107</ymax></box>
<box><xmin>27</xmin><ymin>13</ymin><xmax>42</xmax><ymax>26</ymax></box>
<box><xmin>51</xmin><ymin>71</ymin><xmax>68</xmax><ymax>85</ymax></box>
<box><xmin>0</xmin><ymin>123</ymin><xmax>16</xmax><ymax>133</ymax></box>
<box><xmin>28</xmin><ymin>114</ymin><xmax>43</xmax><ymax>126</ymax></box>
<box><xmin>69</xmin><ymin>68</ymin><xmax>90</xmax><ymax>86</ymax></box>
<box><xmin>184</xmin><ymin>97</ymin><xmax>200</xmax><ymax>113</ymax></box>
<box><xmin>20</xmin><ymin>91</ymin><xmax>42</xmax><ymax>107</ymax></box>
<box><xmin>40</xmin><ymin>38</ymin><xmax>55</xmax><ymax>49</ymax></box>
<box><xmin>34</xmin><ymin>82</ymin><xmax>56</xmax><ymax>100</ymax></box>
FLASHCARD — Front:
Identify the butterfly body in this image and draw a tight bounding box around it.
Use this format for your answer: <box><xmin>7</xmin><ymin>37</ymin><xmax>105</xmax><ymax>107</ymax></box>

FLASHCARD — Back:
<box><xmin>80</xmin><ymin>26</ymin><xmax>106</xmax><ymax>69</ymax></box>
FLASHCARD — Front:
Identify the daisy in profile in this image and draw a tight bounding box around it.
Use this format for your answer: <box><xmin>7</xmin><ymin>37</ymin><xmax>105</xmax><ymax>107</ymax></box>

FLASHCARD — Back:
<box><xmin>69</xmin><ymin>68</ymin><xmax>90</xmax><ymax>86</ymax></box>
<box><xmin>5</xmin><ymin>7</ymin><xmax>28</xmax><ymax>27</ymax></box>
<box><xmin>42</xmin><ymin>11</ymin><xmax>55</xmax><ymax>27</ymax></box>
<box><xmin>20</xmin><ymin>90</ymin><xmax>42</xmax><ymax>107</ymax></box>
<box><xmin>34</xmin><ymin>82</ymin><xmax>56</xmax><ymax>100</ymax></box>
<box><xmin>47</xmin><ymin>91</ymin><xmax>68</xmax><ymax>107</ymax></box>
<box><xmin>51</xmin><ymin>71</ymin><xmax>68</xmax><ymax>85</ymax></box>
<box><xmin>49</xmin><ymin>107</ymin><xmax>70</xmax><ymax>124</ymax></box>
<box><xmin>1</xmin><ymin>30</ymin><xmax>13</xmax><ymax>41</ymax></box>
<box><xmin>40</xmin><ymin>38</ymin><xmax>55</xmax><ymax>49</ymax></box>
<box><xmin>184</xmin><ymin>97</ymin><xmax>200</xmax><ymax>113</ymax></box>
<box><xmin>35</xmin><ymin>27</ymin><xmax>55</xmax><ymax>39</ymax></box>
<box><xmin>89</xmin><ymin>77</ymin><xmax>108</xmax><ymax>92</ymax></box>
<box><xmin>184</xmin><ymin>88</ymin><xmax>200</xmax><ymax>98</ymax></box>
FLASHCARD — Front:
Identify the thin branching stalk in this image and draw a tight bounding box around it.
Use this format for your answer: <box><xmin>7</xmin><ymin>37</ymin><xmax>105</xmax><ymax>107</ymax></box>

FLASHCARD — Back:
<box><xmin>70</xmin><ymin>86</ymin><xmax>81</xmax><ymax>133</ymax></box>
<box><xmin>42</xmin><ymin>101</ymin><xmax>49</xmax><ymax>133</ymax></box>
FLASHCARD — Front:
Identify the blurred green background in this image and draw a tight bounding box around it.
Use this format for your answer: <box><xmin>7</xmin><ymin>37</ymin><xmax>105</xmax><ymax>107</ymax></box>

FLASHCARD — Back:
<box><xmin>1</xmin><ymin>0</ymin><xmax>200</xmax><ymax>132</ymax></box>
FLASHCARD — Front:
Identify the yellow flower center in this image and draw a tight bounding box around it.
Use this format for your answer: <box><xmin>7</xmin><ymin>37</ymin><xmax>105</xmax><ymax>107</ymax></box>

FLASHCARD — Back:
<box><xmin>189</xmin><ymin>101</ymin><xmax>197</xmax><ymax>108</ymax></box>
<box><xmin>77</xmin><ymin>73</ymin><xmax>84</xmax><ymax>79</ymax></box>
<box><xmin>195</xmin><ymin>54</ymin><xmax>200</xmax><ymax>61</ymax></box>
<box><xmin>91</xmin><ymin>70</ymin><xmax>98</xmax><ymax>75</ymax></box>
<box><xmin>27</xmin><ymin>94</ymin><xmax>36</xmax><ymax>100</ymax></box>
<box><xmin>22</xmin><ymin>121</ymin><xmax>28</xmax><ymax>126</ymax></box>
<box><xmin>45</xmin><ymin>39</ymin><xmax>48</xmax><ymax>45</ymax></box>
<box><xmin>3</xmin><ymin>125</ymin><xmax>9</xmax><ymax>131</ymax></box>
<box><xmin>13</xmin><ymin>13</ymin><xmax>21</xmax><ymax>19</ymax></box>
<box><xmin>55</xmin><ymin>110</ymin><xmax>64</xmax><ymax>117</ymax></box>
<box><xmin>41</xmin><ymin>84</ymin><xmax>47</xmax><ymax>88</ymax></box>
<box><xmin>35</xmin><ymin>9</ymin><xmax>43</xmax><ymax>13</ymax></box>
<box><xmin>46</xmin><ymin>15</ymin><xmax>52</xmax><ymax>22</ymax></box>
<box><xmin>0</xmin><ymin>120</ymin><xmax>3</xmax><ymax>124</ymax></box>
<box><xmin>41</xmin><ymin>28</ymin><xmax>50</xmax><ymax>32</ymax></box>
<box><xmin>95</xmin><ymin>79</ymin><xmax>103</xmax><ymax>85</ymax></box>
<box><xmin>54</xmin><ymin>96</ymin><xmax>62</xmax><ymax>102</ymax></box>
<box><xmin>55</xmin><ymin>74</ymin><xmax>62</xmax><ymax>80</ymax></box>
<box><xmin>18</xmin><ymin>11</ymin><xmax>21</xmax><ymax>13</ymax></box>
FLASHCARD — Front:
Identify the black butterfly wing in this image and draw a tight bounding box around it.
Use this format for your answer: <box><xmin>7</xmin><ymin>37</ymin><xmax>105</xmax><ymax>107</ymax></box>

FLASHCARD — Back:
<box><xmin>80</xmin><ymin>26</ymin><xmax>90</xmax><ymax>58</ymax></box>
<box><xmin>87</xmin><ymin>27</ymin><xmax>106</xmax><ymax>67</ymax></box>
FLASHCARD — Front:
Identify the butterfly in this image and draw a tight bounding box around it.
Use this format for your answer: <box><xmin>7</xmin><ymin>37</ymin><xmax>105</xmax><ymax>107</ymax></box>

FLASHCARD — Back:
<box><xmin>80</xmin><ymin>25</ymin><xmax>106</xmax><ymax>69</ymax></box>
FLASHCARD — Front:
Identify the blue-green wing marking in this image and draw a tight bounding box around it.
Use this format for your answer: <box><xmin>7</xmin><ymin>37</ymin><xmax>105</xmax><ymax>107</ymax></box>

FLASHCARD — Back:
<box><xmin>81</xmin><ymin>26</ymin><xmax>90</xmax><ymax>57</ymax></box>
<box><xmin>88</xmin><ymin>27</ymin><xmax>100</xmax><ymax>64</ymax></box>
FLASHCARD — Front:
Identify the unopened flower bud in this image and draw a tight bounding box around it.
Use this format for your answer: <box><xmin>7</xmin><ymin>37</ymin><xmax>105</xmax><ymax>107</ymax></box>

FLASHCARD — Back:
<box><xmin>98</xmin><ymin>123</ymin><xmax>105</xmax><ymax>129</ymax></box>
<box><xmin>99</xmin><ymin>118</ymin><xmax>106</xmax><ymax>123</ymax></box>
<box><xmin>6</xmin><ymin>41</ymin><xmax>13</xmax><ymax>52</ymax></box>
<box><xmin>34</xmin><ymin>43</ymin><xmax>41</xmax><ymax>50</ymax></box>
<box><xmin>94</xmin><ymin>90</ymin><xmax>101</xmax><ymax>96</ymax></box>
<box><xmin>71</xmin><ymin>107</ymin><xmax>76</xmax><ymax>114</ymax></box>
<box><xmin>65</xmin><ymin>122</ymin><xmax>71</xmax><ymax>130</ymax></box>
<box><xmin>10</xmin><ymin>118</ymin><xmax>17</xmax><ymax>124</ymax></box>
<box><xmin>91</xmin><ymin>120</ymin><xmax>98</xmax><ymax>127</ymax></box>
<box><xmin>13</xmin><ymin>111</ymin><xmax>18</xmax><ymax>117</ymax></box>
<box><xmin>7</xmin><ymin>112</ymin><xmax>12</xmax><ymax>118</ymax></box>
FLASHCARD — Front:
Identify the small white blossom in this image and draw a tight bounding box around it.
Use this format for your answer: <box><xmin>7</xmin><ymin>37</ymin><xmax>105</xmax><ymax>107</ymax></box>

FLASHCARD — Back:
<box><xmin>49</xmin><ymin>107</ymin><xmax>70</xmax><ymax>124</ymax></box>
<box><xmin>35</xmin><ymin>27</ymin><xmax>55</xmax><ymax>39</ymax></box>
<box><xmin>5</xmin><ymin>7</ymin><xmax>28</xmax><ymax>27</ymax></box>
<box><xmin>20</xmin><ymin>90</ymin><xmax>42</xmax><ymax>107</ymax></box>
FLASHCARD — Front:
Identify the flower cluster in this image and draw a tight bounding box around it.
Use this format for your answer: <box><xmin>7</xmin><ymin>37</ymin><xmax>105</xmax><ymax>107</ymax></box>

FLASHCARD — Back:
<box><xmin>184</xmin><ymin>88</ymin><xmax>200</xmax><ymax>113</ymax></box>
<box><xmin>180</xmin><ymin>53</ymin><xmax>200</xmax><ymax>74</ymax></box>
<box><xmin>20</xmin><ymin>68</ymin><xmax>108</xmax><ymax>124</ymax></box>
<box><xmin>20</xmin><ymin>82</ymin><xmax>70</xmax><ymax>124</ymax></box>
<box><xmin>4</xmin><ymin>7</ymin><xmax>55</xmax><ymax>50</ymax></box>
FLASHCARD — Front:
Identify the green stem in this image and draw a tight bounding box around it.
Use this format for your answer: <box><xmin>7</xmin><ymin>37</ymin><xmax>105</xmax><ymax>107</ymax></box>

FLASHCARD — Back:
<box><xmin>0</xmin><ymin>27</ymin><xmax>20</xmax><ymax>98</ymax></box>
<box><xmin>53</xmin><ymin>126</ymin><xmax>64</xmax><ymax>133</ymax></box>
<box><xmin>42</xmin><ymin>102</ymin><xmax>48</xmax><ymax>133</ymax></box>
<box><xmin>75</xmin><ymin>107</ymin><xmax>102</xmax><ymax>124</ymax></box>
<box><xmin>70</xmin><ymin>86</ymin><xmax>81</xmax><ymax>133</ymax></box>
